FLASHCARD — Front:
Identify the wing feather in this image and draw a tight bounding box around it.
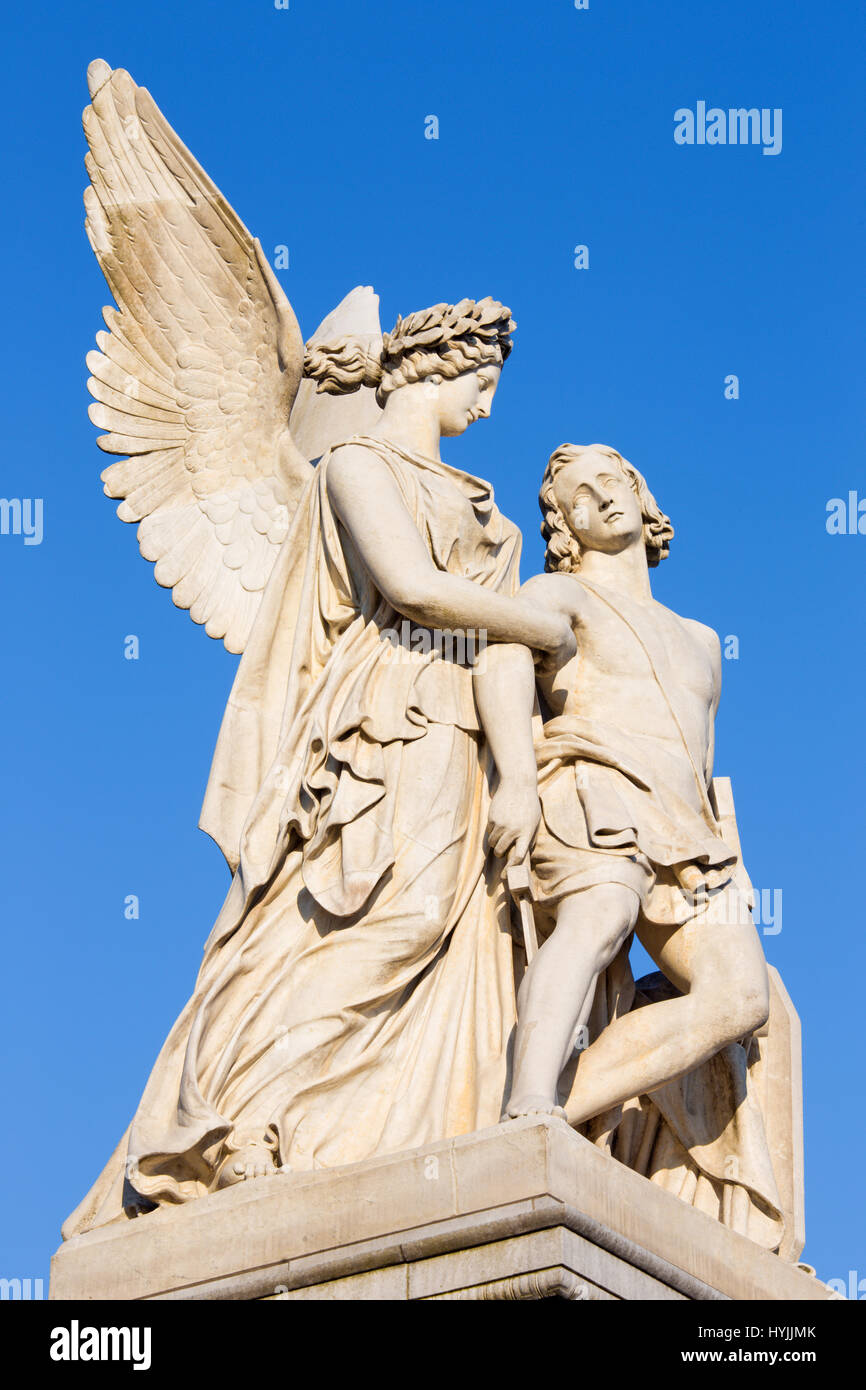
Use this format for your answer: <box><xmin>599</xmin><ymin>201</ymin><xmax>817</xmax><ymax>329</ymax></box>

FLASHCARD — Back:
<box><xmin>94</xmin><ymin>323</ymin><xmax>174</xmax><ymax>398</ymax></box>
<box><xmin>83</xmin><ymin>58</ymin><xmax>311</xmax><ymax>652</ymax></box>
<box><xmin>85</xmin><ymin>373</ymin><xmax>182</xmax><ymax>424</ymax></box>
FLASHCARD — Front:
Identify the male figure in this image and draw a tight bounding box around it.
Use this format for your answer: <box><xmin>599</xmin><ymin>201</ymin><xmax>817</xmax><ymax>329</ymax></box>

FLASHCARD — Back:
<box><xmin>474</xmin><ymin>444</ymin><xmax>770</xmax><ymax>1125</ymax></box>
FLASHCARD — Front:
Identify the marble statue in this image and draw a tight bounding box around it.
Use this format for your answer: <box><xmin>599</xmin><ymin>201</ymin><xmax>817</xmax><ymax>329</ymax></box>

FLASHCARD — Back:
<box><xmin>61</xmin><ymin>60</ymin><xmax>799</xmax><ymax>1266</ymax></box>
<box><xmin>482</xmin><ymin>441</ymin><xmax>768</xmax><ymax>1122</ymax></box>
<box><xmin>477</xmin><ymin>444</ymin><xmax>785</xmax><ymax>1246</ymax></box>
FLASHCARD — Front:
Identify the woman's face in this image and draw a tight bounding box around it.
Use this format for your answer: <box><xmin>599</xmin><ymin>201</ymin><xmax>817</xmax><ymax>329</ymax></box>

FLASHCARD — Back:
<box><xmin>434</xmin><ymin>365</ymin><xmax>501</xmax><ymax>436</ymax></box>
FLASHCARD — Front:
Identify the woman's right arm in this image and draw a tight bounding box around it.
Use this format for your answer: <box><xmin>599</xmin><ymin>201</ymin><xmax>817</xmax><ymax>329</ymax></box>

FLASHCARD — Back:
<box><xmin>327</xmin><ymin>445</ymin><xmax>572</xmax><ymax>653</ymax></box>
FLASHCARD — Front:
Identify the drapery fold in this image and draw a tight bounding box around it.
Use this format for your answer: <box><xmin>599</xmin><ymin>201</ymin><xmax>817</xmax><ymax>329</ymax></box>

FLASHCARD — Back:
<box><xmin>63</xmin><ymin>438</ymin><xmax>522</xmax><ymax>1237</ymax></box>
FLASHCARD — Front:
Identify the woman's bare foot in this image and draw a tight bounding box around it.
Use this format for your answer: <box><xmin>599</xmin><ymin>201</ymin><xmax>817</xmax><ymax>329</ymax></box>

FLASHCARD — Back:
<box><xmin>215</xmin><ymin>1141</ymin><xmax>279</xmax><ymax>1189</ymax></box>
<box><xmin>503</xmin><ymin>1094</ymin><xmax>568</xmax><ymax>1121</ymax></box>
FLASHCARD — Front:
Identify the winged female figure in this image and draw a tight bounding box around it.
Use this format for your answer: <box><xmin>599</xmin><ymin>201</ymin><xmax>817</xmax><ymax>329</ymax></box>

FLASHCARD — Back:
<box><xmin>63</xmin><ymin>61</ymin><xmax>574</xmax><ymax>1234</ymax></box>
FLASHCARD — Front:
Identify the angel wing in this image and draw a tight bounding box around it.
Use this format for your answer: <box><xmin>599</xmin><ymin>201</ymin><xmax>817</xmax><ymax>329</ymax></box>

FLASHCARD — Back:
<box><xmin>83</xmin><ymin>58</ymin><xmax>382</xmax><ymax>654</ymax></box>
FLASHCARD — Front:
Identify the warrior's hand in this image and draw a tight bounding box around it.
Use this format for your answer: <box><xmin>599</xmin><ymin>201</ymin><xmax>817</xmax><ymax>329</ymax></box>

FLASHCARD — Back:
<box><xmin>488</xmin><ymin>781</ymin><xmax>541</xmax><ymax>863</ymax></box>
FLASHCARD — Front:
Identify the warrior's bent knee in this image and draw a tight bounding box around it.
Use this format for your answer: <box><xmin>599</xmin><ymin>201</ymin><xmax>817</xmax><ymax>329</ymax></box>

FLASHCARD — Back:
<box><xmin>731</xmin><ymin>979</ymin><xmax>770</xmax><ymax>1038</ymax></box>
<box><xmin>703</xmin><ymin>975</ymin><xmax>770</xmax><ymax>1044</ymax></box>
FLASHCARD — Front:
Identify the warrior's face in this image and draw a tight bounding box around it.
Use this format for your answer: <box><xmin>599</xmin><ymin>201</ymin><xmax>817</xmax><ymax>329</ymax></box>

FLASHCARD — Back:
<box><xmin>433</xmin><ymin>365</ymin><xmax>501</xmax><ymax>437</ymax></box>
<box><xmin>554</xmin><ymin>450</ymin><xmax>644</xmax><ymax>557</ymax></box>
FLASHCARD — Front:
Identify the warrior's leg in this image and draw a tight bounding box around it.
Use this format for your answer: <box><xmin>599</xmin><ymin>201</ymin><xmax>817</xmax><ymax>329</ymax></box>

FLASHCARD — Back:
<box><xmin>563</xmin><ymin>888</ymin><xmax>769</xmax><ymax>1127</ymax></box>
<box><xmin>506</xmin><ymin>884</ymin><xmax>639</xmax><ymax>1118</ymax></box>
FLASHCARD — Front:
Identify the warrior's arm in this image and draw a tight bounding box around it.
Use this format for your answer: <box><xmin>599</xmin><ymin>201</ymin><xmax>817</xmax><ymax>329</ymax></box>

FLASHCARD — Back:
<box><xmin>474</xmin><ymin>641</ymin><xmax>540</xmax><ymax>860</ymax></box>
<box><xmin>474</xmin><ymin>642</ymin><xmax>538</xmax><ymax>786</ymax></box>
<box><xmin>703</xmin><ymin>628</ymin><xmax>722</xmax><ymax>786</ymax></box>
<box><xmin>474</xmin><ymin>573</ymin><xmax>578</xmax><ymax>787</ymax></box>
<box><xmin>473</xmin><ymin>574</ymin><xmax>580</xmax><ymax>860</ymax></box>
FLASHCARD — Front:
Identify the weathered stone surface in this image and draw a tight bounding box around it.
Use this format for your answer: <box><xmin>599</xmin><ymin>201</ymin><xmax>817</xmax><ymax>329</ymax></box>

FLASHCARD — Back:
<box><xmin>51</xmin><ymin>1118</ymin><xmax>828</xmax><ymax>1302</ymax></box>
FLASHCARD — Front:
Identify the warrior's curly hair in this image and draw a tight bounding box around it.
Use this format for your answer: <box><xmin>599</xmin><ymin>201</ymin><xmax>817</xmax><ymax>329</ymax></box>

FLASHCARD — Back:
<box><xmin>303</xmin><ymin>297</ymin><xmax>515</xmax><ymax>407</ymax></box>
<box><xmin>540</xmin><ymin>444</ymin><xmax>673</xmax><ymax>572</ymax></box>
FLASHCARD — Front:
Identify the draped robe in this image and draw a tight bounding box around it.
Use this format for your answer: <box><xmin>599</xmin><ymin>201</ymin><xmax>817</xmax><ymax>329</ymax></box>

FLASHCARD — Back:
<box><xmin>63</xmin><ymin>437</ymin><xmax>521</xmax><ymax>1235</ymax></box>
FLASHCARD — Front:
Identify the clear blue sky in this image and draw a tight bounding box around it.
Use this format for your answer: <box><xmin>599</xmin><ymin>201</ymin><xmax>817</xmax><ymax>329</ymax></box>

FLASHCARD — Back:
<box><xmin>1</xmin><ymin>0</ymin><xmax>863</xmax><ymax>1292</ymax></box>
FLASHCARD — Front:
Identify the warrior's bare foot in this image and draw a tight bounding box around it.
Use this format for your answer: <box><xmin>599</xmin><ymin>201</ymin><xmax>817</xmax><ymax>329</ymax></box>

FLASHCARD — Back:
<box><xmin>503</xmin><ymin>1094</ymin><xmax>568</xmax><ymax>1121</ymax></box>
<box><xmin>215</xmin><ymin>1142</ymin><xmax>279</xmax><ymax>1188</ymax></box>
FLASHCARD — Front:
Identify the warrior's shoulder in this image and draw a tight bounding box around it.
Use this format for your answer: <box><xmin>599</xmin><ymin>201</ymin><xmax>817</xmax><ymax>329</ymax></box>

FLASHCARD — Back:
<box><xmin>676</xmin><ymin>613</ymin><xmax>722</xmax><ymax>665</ymax></box>
<box><xmin>519</xmin><ymin>570</ymin><xmax>583</xmax><ymax>604</ymax></box>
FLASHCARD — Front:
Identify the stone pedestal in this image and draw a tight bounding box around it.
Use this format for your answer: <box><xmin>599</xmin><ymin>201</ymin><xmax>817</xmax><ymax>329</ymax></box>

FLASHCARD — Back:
<box><xmin>50</xmin><ymin>1117</ymin><xmax>828</xmax><ymax>1301</ymax></box>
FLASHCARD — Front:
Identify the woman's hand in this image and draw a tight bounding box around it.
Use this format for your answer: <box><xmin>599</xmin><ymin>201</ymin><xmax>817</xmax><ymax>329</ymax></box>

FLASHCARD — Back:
<box><xmin>534</xmin><ymin>611</ymin><xmax>577</xmax><ymax>678</ymax></box>
<box><xmin>548</xmin><ymin>613</ymin><xmax>577</xmax><ymax>667</ymax></box>
<box><xmin>487</xmin><ymin>778</ymin><xmax>542</xmax><ymax>863</ymax></box>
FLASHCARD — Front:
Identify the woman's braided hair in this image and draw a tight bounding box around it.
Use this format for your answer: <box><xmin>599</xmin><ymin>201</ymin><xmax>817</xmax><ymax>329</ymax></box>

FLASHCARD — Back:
<box><xmin>303</xmin><ymin>297</ymin><xmax>515</xmax><ymax>407</ymax></box>
<box><xmin>539</xmin><ymin>444</ymin><xmax>674</xmax><ymax>572</ymax></box>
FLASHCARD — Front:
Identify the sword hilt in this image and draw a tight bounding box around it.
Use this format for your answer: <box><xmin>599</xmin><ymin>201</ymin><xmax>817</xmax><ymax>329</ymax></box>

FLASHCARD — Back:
<box><xmin>506</xmin><ymin>854</ymin><xmax>539</xmax><ymax>961</ymax></box>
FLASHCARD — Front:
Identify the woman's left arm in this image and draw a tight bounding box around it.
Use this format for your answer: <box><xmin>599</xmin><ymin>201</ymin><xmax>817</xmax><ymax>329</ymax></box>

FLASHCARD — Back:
<box><xmin>326</xmin><ymin>445</ymin><xmax>571</xmax><ymax>652</ymax></box>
